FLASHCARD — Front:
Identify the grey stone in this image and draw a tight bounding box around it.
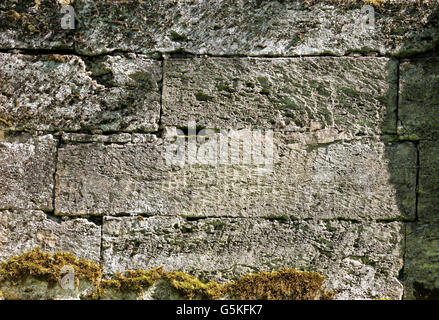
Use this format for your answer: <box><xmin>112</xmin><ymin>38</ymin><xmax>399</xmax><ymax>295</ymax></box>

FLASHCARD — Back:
<box><xmin>398</xmin><ymin>57</ymin><xmax>439</xmax><ymax>140</ymax></box>
<box><xmin>403</xmin><ymin>222</ymin><xmax>439</xmax><ymax>300</ymax></box>
<box><xmin>55</xmin><ymin>135</ymin><xmax>416</xmax><ymax>220</ymax></box>
<box><xmin>0</xmin><ymin>210</ymin><xmax>101</xmax><ymax>263</ymax></box>
<box><xmin>102</xmin><ymin>216</ymin><xmax>404</xmax><ymax>300</ymax></box>
<box><xmin>0</xmin><ymin>0</ymin><xmax>75</xmax><ymax>51</ymax></box>
<box><xmin>418</xmin><ymin>140</ymin><xmax>439</xmax><ymax>223</ymax></box>
<box><xmin>162</xmin><ymin>57</ymin><xmax>397</xmax><ymax>134</ymax></box>
<box><xmin>3</xmin><ymin>0</ymin><xmax>436</xmax><ymax>57</ymax></box>
<box><xmin>0</xmin><ymin>53</ymin><xmax>161</xmax><ymax>132</ymax></box>
<box><xmin>0</xmin><ymin>277</ymin><xmax>98</xmax><ymax>300</ymax></box>
<box><xmin>61</xmin><ymin>132</ymin><xmax>132</xmax><ymax>144</ymax></box>
<box><xmin>0</xmin><ymin>134</ymin><xmax>56</xmax><ymax>211</ymax></box>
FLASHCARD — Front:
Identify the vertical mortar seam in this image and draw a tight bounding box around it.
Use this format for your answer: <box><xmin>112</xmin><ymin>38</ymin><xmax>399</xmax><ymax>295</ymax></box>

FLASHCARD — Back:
<box><xmin>395</xmin><ymin>58</ymin><xmax>400</xmax><ymax>133</ymax></box>
<box><xmin>158</xmin><ymin>57</ymin><xmax>165</xmax><ymax>130</ymax></box>
<box><xmin>51</xmin><ymin>134</ymin><xmax>60</xmax><ymax>213</ymax></box>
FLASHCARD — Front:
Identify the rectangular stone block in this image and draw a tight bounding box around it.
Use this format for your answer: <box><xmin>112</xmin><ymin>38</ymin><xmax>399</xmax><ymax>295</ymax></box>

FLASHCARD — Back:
<box><xmin>75</xmin><ymin>1</ymin><xmax>439</xmax><ymax>57</ymax></box>
<box><xmin>55</xmin><ymin>133</ymin><xmax>416</xmax><ymax>221</ymax></box>
<box><xmin>418</xmin><ymin>140</ymin><xmax>439</xmax><ymax>223</ymax></box>
<box><xmin>398</xmin><ymin>58</ymin><xmax>439</xmax><ymax>140</ymax></box>
<box><xmin>0</xmin><ymin>134</ymin><xmax>56</xmax><ymax>211</ymax></box>
<box><xmin>0</xmin><ymin>210</ymin><xmax>101</xmax><ymax>263</ymax></box>
<box><xmin>0</xmin><ymin>53</ymin><xmax>161</xmax><ymax>132</ymax></box>
<box><xmin>403</xmin><ymin>222</ymin><xmax>439</xmax><ymax>300</ymax></box>
<box><xmin>1</xmin><ymin>1</ymin><xmax>438</xmax><ymax>57</ymax></box>
<box><xmin>102</xmin><ymin>216</ymin><xmax>404</xmax><ymax>300</ymax></box>
<box><xmin>162</xmin><ymin>57</ymin><xmax>397</xmax><ymax>134</ymax></box>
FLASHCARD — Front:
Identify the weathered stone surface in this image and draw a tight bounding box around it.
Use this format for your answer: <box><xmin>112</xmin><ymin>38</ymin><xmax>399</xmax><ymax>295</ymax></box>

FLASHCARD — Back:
<box><xmin>418</xmin><ymin>140</ymin><xmax>439</xmax><ymax>223</ymax></box>
<box><xmin>162</xmin><ymin>57</ymin><xmax>397</xmax><ymax>134</ymax></box>
<box><xmin>55</xmin><ymin>134</ymin><xmax>416</xmax><ymax>220</ymax></box>
<box><xmin>0</xmin><ymin>210</ymin><xmax>101</xmax><ymax>263</ymax></box>
<box><xmin>0</xmin><ymin>134</ymin><xmax>56</xmax><ymax>211</ymax></box>
<box><xmin>102</xmin><ymin>216</ymin><xmax>404</xmax><ymax>300</ymax></box>
<box><xmin>0</xmin><ymin>277</ymin><xmax>97</xmax><ymax>300</ymax></box>
<box><xmin>0</xmin><ymin>0</ymin><xmax>75</xmax><ymax>50</ymax></box>
<box><xmin>3</xmin><ymin>1</ymin><xmax>437</xmax><ymax>57</ymax></box>
<box><xmin>398</xmin><ymin>57</ymin><xmax>439</xmax><ymax>140</ymax></box>
<box><xmin>0</xmin><ymin>53</ymin><xmax>161</xmax><ymax>132</ymax></box>
<box><xmin>60</xmin><ymin>132</ymin><xmax>159</xmax><ymax>144</ymax></box>
<box><xmin>403</xmin><ymin>222</ymin><xmax>439</xmax><ymax>300</ymax></box>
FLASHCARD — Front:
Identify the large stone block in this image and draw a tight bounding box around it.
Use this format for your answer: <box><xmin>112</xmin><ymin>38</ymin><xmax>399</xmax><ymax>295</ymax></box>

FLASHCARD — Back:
<box><xmin>398</xmin><ymin>57</ymin><xmax>439</xmax><ymax>140</ymax></box>
<box><xmin>0</xmin><ymin>210</ymin><xmax>101</xmax><ymax>263</ymax></box>
<box><xmin>55</xmin><ymin>134</ymin><xmax>416</xmax><ymax>220</ymax></box>
<box><xmin>0</xmin><ymin>53</ymin><xmax>161</xmax><ymax>132</ymax></box>
<box><xmin>0</xmin><ymin>134</ymin><xmax>56</xmax><ymax>211</ymax></box>
<box><xmin>162</xmin><ymin>57</ymin><xmax>397</xmax><ymax>134</ymax></box>
<box><xmin>403</xmin><ymin>222</ymin><xmax>439</xmax><ymax>300</ymax></box>
<box><xmin>1</xmin><ymin>1</ymin><xmax>438</xmax><ymax>57</ymax></box>
<box><xmin>102</xmin><ymin>216</ymin><xmax>404</xmax><ymax>300</ymax></box>
<box><xmin>2</xmin><ymin>0</ymin><xmax>433</xmax><ymax>57</ymax></box>
<box><xmin>418</xmin><ymin>140</ymin><xmax>439</xmax><ymax>223</ymax></box>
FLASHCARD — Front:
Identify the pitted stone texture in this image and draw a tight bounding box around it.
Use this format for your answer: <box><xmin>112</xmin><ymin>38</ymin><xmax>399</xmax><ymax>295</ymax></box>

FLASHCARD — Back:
<box><xmin>1</xmin><ymin>1</ymin><xmax>437</xmax><ymax>56</ymax></box>
<box><xmin>162</xmin><ymin>57</ymin><xmax>397</xmax><ymax>134</ymax></box>
<box><xmin>0</xmin><ymin>53</ymin><xmax>161</xmax><ymax>132</ymax></box>
<box><xmin>0</xmin><ymin>134</ymin><xmax>56</xmax><ymax>211</ymax></box>
<box><xmin>75</xmin><ymin>1</ymin><xmax>438</xmax><ymax>56</ymax></box>
<box><xmin>0</xmin><ymin>0</ymin><xmax>75</xmax><ymax>50</ymax></box>
<box><xmin>0</xmin><ymin>210</ymin><xmax>101</xmax><ymax>263</ymax></box>
<box><xmin>398</xmin><ymin>58</ymin><xmax>439</xmax><ymax>140</ymax></box>
<box><xmin>102</xmin><ymin>216</ymin><xmax>404</xmax><ymax>300</ymax></box>
<box><xmin>418</xmin><ymin>140</ymin><xmax>439</xmax><ymax>223</ymax></box>
<box><xmin>403</xmin><ymin>222</ymin><xmax>439</xmax><ymax>300</ymax></box>
<box><xmin>61</xmin><ymin>132</ymin><xmax>159</xmax><ymax>144</ymax></box>
<box><xmin>55</xmin><ymin>135</ymin><xmax>416</xmax><ymax>220</ymax></box>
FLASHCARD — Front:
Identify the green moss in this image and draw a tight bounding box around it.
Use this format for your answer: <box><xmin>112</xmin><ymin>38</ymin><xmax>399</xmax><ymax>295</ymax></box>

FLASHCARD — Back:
<box><xmin>260</xmin><ymin>88</ymin><xmax>270</xmax><ymax>96</ymax></box>
<box><xmin>0</xmin><ymin>248</ymin><xmax>102</xmax><ymax>289</ymax></box>
<box><xmin>225</xmin><ymin>269</ymin><xmax>335</xmax><ymax>300</ymax></box>
<box><xmin>195</xmin><ymin>91</ymin><xmax>214</xmax><ymax>102</ymax></box>
<box><xmin>169</xmin><ymin>30</ymin><xmax>188</xmax><ymax>42</ymax></box>
<box><xmin>101</xmin><ymin>268</ymin><xmax>163</xmax><ymax>296</ymax></box>
<box><xmin>0</xmin><ymin>248</ymin><xmax>334</xmax><ymax>300</ymax></box>
<box><xmin>164</xmin><ymin>271</ymin><xmax>224</xmax><ymax>300</ymax></box>
<box><xmin>217</xmin><ymin>84</ymin><xmax>236</xmax><ymax>93</ymax></box>
<box><xmin>257</xmin><ymin>76</ymin><xmax>270</xmax><ymax>88</ymax></box>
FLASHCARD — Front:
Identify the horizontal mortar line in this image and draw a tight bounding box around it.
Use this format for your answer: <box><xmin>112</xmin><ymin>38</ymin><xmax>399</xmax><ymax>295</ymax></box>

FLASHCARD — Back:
<box><xmin>1</xmin><ymin>47</ymin><xmax>438</xmax><ymax>61</ymax></box>
<box><xmin>1</xmin><ymin>129</ymin><xmax>163</xmax><ymax>137</ymax></box>
<box><xmin>0</xmin><ymin>209</ymin><xmax>413</xmax><ymax>224</ymax></box>
<box><xmin>91</xmin><ymin>212</ymin><xmax>412</xmax><ymax>224</ymax></box>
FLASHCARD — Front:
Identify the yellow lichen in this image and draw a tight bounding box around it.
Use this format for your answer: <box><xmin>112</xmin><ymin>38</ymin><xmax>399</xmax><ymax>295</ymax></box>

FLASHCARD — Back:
<box><xmin>362</xmin><ymin>0</ymin><xmax>386</xmax><ymax>5</ymax></box>
<box><xmin>0</xmin><ymin>118</ymin><xmax>12</xmax><ymax>127</ymax></box>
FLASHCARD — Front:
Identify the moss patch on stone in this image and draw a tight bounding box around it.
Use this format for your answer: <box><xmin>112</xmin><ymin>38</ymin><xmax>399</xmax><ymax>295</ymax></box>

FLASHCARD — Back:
<box><xmin>225</xmin><ymin>269</ymin><xmax>335</xmax><ymax>300</ymax></box>
<box><xmin>0</xmin><ymin>247</ymin><xmax>102</xmax><ymax>289</ymax></box>
<box><xmin>0</xmin><ymin>248</ymin><xmax>334</xmax><ymax>300</ymax></box>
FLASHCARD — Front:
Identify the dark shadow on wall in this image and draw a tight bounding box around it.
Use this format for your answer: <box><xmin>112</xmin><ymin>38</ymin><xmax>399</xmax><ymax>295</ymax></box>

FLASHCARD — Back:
<box><xmin>380</xmin><ymin>3</ymin><xmax>439</xmax><ymax>300</ymax></box>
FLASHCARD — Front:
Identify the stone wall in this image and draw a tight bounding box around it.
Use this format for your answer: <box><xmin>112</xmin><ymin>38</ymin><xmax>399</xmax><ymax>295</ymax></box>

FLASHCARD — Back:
<box><xmin>0</xmin><ymin>0</ymin><xmax>438</xmax><ymax>299</ymax></box>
